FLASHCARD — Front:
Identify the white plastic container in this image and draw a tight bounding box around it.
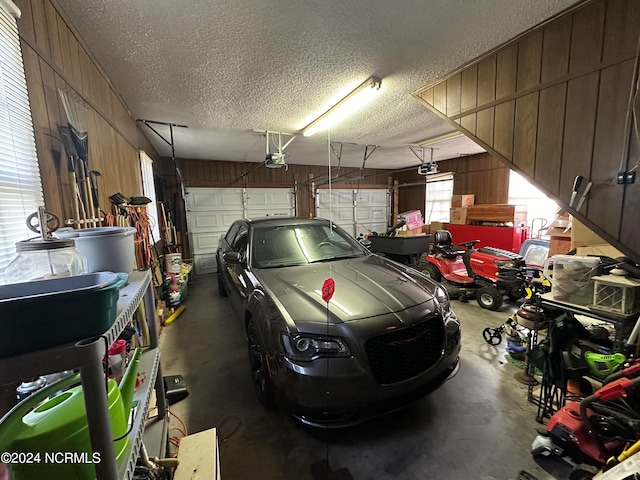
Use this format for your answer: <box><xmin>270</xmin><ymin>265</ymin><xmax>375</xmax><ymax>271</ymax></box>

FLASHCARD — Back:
<box><xmin>165</xmin><ymin>253</ymin><xmax>182</xmax><ymax>274</ymax></box>
<box><xmin>54</xmin><ymin>227</ymin><xmax>136</xmax><ymax>275</ymax></box>
<box><xmin>544</xmin><ymin>255</ymin><xmax>601</xmax><ymax>305</ymax></box>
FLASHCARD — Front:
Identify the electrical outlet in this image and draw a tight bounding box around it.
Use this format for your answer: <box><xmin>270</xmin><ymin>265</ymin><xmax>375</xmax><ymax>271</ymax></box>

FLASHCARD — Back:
<box><xmin>626</xmin><ymin>171</ymin><xmax>636</xmax><ymax>184</ymax></box>
<box><xmin>618</xmin><ymin>172</ymin><xmax>626</xmax><ymax>184</ymax></box>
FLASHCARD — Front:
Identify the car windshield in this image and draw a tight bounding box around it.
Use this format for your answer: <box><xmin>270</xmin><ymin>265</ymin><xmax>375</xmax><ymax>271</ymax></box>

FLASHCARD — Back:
<box><xmin>251</xmin><ymin>223</ymin><xmax>368</xmax><ymax>268</ymax></box>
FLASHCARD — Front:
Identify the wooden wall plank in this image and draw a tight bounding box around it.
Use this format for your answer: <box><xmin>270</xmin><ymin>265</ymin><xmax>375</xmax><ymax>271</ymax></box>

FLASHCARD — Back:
<box><xmin>494</xmin><ymin>101</ymin><xmax>515</xmax><ymax>161</ymax></box>
<box><xmin>517</xmin><ymin>30</ymin><xmax>542</xmax><ymax>91</ymax></box>
<box><xmin>461</xmin><ymin>65</ymin><xmax>477</xmax><ymax>113</ymax></box>
<box><xmin>67</xmin><ymin>32</ymin><xmax>84</xmax><ymax>91</ymax></box>
<box><xmin>31</xmin><ymin>0</ymin><xmax>51</xmax><ymax>57</ymax></box>
<box><xmin>476</xmin><ymin>107</ymin><xmax>494</xmax><ymax>148</ymax></box>
<box><xmin>22</xmin><ymin>41</ymin><xmax>64</xmax><ymax>216</ymax></box>
<box><xmin>446</xmin><ymin>74</ymin><xmax>461</xmax><ymax>117</ymax></box>
<box><xmin>496</xmin><ymin>45</ymin><xmax>517</xmax><ymax>99</ymax></box>
<box><xmin>433</xmin><ymin>82</ymin><xmax>447</xmax><ymax>114</ymax></box>
<box><xmin>14</xmin><ymin>0</ymin><xmax>35</xmax><ymax>46</ymax></box>
<box><xmin>44</xmin><ymin>0</ymin><xmax>63</xmax><ymax>71</ymax></box>
<box><xmin>535</xmin><ymin>84</ymin><xmax>566</xmax><ymax>194</ymax></box>
<box><xmin>460</xmin><ymin>113</ymin><xmax>476</xmax><ymax>136</ymax></box>
<box><xmin>560</xmin><ymin>73</ymin><xmax>599</xmax><ymax>206</ymax></box>
<box><xmin>589</xmin><ymin>60</ymin><xmax>635</xmax><ymax>237</ymax></box>
<box><xmin>513</xmin><ymin>92</ymin><xmax>539</xmax><ymax>177</ymax></box>
<box><xmin>541</xmin><ymin>15</ymin><xmax>571</xmax><ymax>83</ymax></box>
<box><xmin>602</xmin><ymin>0</ymin><xmax>640</xmax><ymax>63</ymax></box>
<box><xmin>621</xmin><ymin>129</ymin><xmax>640</xmax><ymax>254</ymax></box>
<box><xmin>56</xmin><ymin>12</ymin><xmax>73</xmax><ymax>81</ymax></box>
<box><xmin>477</xmin><ymin>55</ymin><xmax>496</xmax><ymax>106</ymax></box>
<box><xmin>569</xmin><ymin>0</ymin><xmax>605</xmax><ymax>73</ymax></box>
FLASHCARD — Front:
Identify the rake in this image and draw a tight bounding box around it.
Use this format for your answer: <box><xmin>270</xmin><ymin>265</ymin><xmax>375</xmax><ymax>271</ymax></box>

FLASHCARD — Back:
<box><xmin>58</xmin><ymin>87</ymin><xmax>98</xmax><ymax>227</ymax></box>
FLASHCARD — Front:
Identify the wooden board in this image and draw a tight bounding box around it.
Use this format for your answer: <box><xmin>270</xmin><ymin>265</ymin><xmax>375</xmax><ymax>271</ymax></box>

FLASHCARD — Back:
<box><xmin>466</xmin><ymin>204</ymin><xmax>527</xmax><ymax>225</ymax></box>
<box><xmin>174</xmin><ymin>428</ymin><xmax>220</xmax><ymax>480</ymax></box>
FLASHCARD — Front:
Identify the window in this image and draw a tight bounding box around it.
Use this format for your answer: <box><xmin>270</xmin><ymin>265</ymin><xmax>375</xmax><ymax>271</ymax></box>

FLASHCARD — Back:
<box><xmin>139</xmin><ymin>150</ymin><xmax>160</xmax><ymax>243</ymax></box>
<box><xmin>508</xmin><ymin>170</ymin><xmax>558</xmax><ymax>235</ymax></box>
<box><xmin>0</xmin><ymin>1</ymin><xmax>44</xmax><ymax>273</ymax></box>
<box><xmin>424</xmin><ymin>174</ymin><xmax>454</xmax><ymax>223</ymax></box>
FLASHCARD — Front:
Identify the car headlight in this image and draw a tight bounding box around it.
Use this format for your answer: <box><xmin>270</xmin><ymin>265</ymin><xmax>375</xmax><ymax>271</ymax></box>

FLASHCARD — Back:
<box><xmin>435</xmin><ymin>285</ymin><xmax>450</xmax><ymax>312</ymax></box>
<box><xmin>281</xmin><ymin>333</ymin><xmax>350</xmax><ymax>361</ymax></box>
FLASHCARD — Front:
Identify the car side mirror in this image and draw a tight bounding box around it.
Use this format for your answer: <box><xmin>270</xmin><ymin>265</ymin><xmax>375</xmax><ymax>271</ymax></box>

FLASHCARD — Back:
<box><xmin>223</xmin><ymin>251</ymin><xmax>241</xmax><ymax>264</ymax></box>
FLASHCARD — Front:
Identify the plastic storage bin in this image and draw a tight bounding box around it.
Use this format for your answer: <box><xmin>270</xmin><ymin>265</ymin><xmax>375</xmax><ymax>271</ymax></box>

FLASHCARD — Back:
<box><xmin>545</xmin><ymin>255</ymin><xmax>600</xmax><ymax>305</ymax></box>
<box><xmin>0</xmin><ymin>272</ymin><xmax>127</xmax><ymax>357</ymax></box>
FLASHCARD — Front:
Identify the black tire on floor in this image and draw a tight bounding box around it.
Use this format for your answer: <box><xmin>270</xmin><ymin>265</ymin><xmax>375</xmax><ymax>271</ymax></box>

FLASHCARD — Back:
<box><xmin>482</xmin><ymin>328</ymin><xmax>502</xmax><ymax>345</ymax></box>
<box><xmin>418</xmin><ymin>262</ymin><xmax>442</xmax><ymax>282</ymax></box>
<box><xmin>476</xmin><ymin>286</ymin><xmax>502</xmax><ymax>311</ymax></box>
<box><xmin>246</xmin><ymin>320</ymin><xmax>275</xmax><ymax>408</ymax></box>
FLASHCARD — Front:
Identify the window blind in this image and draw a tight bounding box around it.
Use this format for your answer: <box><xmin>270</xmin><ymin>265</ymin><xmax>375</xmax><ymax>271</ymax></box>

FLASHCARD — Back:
<box><xmin>0</xmin><ymin>1</ymin><xmax>44</xmax><ymax>275</ymax></box>
<box><xmin>140</xmin><ymin>150</ymin><xmax>160</xmax><ymax>243</ymax></box>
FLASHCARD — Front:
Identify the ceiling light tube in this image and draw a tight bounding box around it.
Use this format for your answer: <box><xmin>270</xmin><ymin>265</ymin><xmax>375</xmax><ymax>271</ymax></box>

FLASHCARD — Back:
<box><xmin>301</xmin><ymin>76</ymin><xmax>382</xmax><ymax>137</ymax></box>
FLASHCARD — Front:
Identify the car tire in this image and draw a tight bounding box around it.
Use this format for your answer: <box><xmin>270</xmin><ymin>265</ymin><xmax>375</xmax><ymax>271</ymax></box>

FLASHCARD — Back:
<box><xmin>419</xmin><ymin>262</ymin><xmax>442</xmax><ymax>282</ymax></box>
<box><xmin>246</xmin><ymin>319</ymin><xmax>275</xmax><ymax>408</ymax></box>
<box><xmin>476</xmin><ymin>286</ymin><xmax>502</xmax><ymax>311</ymax></box>
<box><xmin>217</xmin><ymin>260</ymin><xmax>227</xmax><ymax>297</ymax></box>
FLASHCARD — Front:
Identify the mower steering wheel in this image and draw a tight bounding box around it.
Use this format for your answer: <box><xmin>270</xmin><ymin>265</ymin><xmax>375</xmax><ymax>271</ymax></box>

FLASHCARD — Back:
<box><xmin>482</xmin><ymin>328</ymin><xmax>502</xmax><ymax>346</ymax></box>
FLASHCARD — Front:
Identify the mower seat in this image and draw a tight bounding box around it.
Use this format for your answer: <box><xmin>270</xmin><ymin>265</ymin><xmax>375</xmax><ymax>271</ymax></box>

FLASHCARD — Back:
<box><xmin>432</xmin><ymin>230</ymin><xmax>466</xmax><ymax>258</ymax></box>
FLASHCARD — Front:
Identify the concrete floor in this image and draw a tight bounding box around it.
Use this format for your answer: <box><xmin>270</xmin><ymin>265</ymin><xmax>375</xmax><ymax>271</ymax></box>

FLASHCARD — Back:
<box><xmin>160</xmin><ymin>274</ymin><xmax>571</xmax><ymax>480</ymax></box>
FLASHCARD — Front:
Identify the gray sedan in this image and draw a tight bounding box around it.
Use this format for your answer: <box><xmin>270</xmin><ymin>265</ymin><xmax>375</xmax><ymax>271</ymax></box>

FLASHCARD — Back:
<box><xmin>216</xmin><ymin>217</ymin><xmax>460</xmax><ymax>427</ymax></box>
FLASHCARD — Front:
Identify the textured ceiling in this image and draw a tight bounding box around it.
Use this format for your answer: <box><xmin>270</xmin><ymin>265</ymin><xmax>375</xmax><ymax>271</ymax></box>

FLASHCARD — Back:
<box><xmin>57</xmin><ymin>0</ymin><xmax>581</xmax><ymax>169</ymax></box>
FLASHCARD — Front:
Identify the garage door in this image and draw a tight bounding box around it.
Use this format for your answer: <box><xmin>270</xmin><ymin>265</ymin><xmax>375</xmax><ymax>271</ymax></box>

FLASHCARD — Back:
<box><xmin>316</xmin><ymin>188</ymin><xmax>389</xmax><ymax>238</ymax></box>
<box><xmin>185</xmin><ymin>187</ymin><xmax>295</xmax><ymax>274</ymax></box>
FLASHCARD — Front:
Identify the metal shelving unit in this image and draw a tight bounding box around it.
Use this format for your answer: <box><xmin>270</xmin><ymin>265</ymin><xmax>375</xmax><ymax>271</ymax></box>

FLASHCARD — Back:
<box><xmin>0</xmin><ymin>269</ymin><xmax>167</xmax><ymax>480</ymax></box>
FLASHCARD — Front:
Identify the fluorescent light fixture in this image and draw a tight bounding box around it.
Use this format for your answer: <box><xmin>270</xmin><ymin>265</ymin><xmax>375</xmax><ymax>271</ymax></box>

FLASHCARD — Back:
<box><xmin>418</xmin><ymin>131</ymin><xmax>464</xmax><ymax>147</ymax></box>
<box><xmin>301</xmin><ymin>76</ymin><xmax>382</xmax><ymax>137</ymax></box>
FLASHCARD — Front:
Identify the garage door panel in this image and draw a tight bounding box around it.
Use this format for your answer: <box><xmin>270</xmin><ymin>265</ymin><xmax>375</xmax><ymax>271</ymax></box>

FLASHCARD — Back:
<box><xmin>356</xmin><ymin>190</ymin><xmax>387</xmax><ymax>206</ymax></box>
<box><xmin>187</xmin><ymin>211</ymin><xmax>242</xmax><ymax>233</ymax></box>
<box><xmin>187</xmin><ymin>188</ymin><xmax>243</xmax><ymax>211</ymax></box>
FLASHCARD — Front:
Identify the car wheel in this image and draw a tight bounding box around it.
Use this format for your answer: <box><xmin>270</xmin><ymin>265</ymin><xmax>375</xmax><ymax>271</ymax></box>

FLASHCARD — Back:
<box><xmin>217</xmin><ymin>268</ymin><xmax>227</xmax><ymax>297</ymax></box>
<box><xmin>419</xmin><ymin>262</ymin><xmax>442</xmax><ymax>282</ymax></box>
<box><xmin>476</xmin><ymin>286</ymin><xmax>502</xmax><ymax>311</ymax></box>
<box><xmin>246</xmin><ymin>320</ymin><xmax>274</xmax><ymax>408</ymax></box>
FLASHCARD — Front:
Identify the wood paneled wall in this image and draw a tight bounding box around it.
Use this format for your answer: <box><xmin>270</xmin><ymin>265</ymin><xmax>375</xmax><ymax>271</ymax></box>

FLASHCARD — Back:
<box><xmin>414</xmin><ymin>0</ymin><xmax>640</xmax><ymax>262</ymax></box>
<box><xmin>178</xmin><ymin>158</ymin><xmax>392</xmax><ymax>218</ymax></box>
<box><xmin>395</xmin><ymin>153</ymin><xmax>510</xmax><ymax>213</ymax></box>
<box><xmin>14</xmin><ymin>0</ymin><xmax>160</xmax><ymax>225</ymax></box>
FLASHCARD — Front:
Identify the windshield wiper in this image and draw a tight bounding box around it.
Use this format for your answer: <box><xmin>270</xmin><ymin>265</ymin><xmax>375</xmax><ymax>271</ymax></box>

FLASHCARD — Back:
<box><xmin>309</xmin><ymin>253</ymin><xmax>362</xmax><ymax>264</ymax></box>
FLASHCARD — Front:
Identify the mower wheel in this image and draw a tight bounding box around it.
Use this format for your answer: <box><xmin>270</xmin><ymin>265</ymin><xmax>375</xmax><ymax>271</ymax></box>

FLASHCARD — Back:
<box><xmin>418</xmin><ymin>262</ymin><xmax>442</xmax><ymax>282</ymax></box>
<box><xmin>476</xmin><ymin>286</ymin><xmax>502</xmax><ymax>311</ymax></box>
<box><xmin>568</xmin><ymin>464</ymin><xmax>599</xmax><ymax>480</ymax></box>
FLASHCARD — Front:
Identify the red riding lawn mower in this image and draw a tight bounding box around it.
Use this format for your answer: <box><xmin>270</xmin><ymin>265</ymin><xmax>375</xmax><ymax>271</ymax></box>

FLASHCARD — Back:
<box><xmin>417</xmin><ymin>229</ymin><xmax>529</xmax><ymax>311</ymax></box>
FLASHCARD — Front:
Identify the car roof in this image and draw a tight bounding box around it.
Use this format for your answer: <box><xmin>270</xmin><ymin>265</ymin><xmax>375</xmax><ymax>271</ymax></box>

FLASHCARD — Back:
<box><xmin>245</xmin><ymin>217</ymin><xmax>331</xmax><ymax>228</ymax></box>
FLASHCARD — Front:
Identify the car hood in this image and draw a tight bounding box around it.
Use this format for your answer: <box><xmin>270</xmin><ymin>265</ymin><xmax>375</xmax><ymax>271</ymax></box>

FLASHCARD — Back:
<box><xmin>253</xmin><ymin>255</ymin><xmax>440</xmax><ymax>325</ymax></box>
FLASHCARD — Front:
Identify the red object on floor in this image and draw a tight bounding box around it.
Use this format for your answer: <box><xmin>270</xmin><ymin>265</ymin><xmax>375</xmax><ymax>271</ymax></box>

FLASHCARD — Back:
<box><xmin>445</xmin><ymin>224</ymin><xmax>529</xmax><ymax>253</ymax></box>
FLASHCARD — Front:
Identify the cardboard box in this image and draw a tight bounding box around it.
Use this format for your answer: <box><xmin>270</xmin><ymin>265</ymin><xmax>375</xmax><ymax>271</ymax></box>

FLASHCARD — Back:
<box><xmin>451</xmin><ymin>194</ymin><xmax>475</xmax><ymax>208</ymax></box>
<box><xmin>571</xmin><ymin>218</ymin><xmax>608</xmax><ymax>249</ymax></box>
<box><xmin>396</xmin><ymin>226</ymin><xmax>427</xmax><ymax>236</ymax></box>
<box><xmin>576</xmin><ymin>244</ymin><xmax>624</xmax><ymax>259</ymax></box>
<box><xmin>449</xmin><ymin>207</ymin><xmax>469</xmax><ymax>225</ymax></box>
<box><xmin>549</xmin><ymin>236</ymin><xmax>572</xmax><ymax>257</ymax></box>
<box><xmin>398</xmin><ymin>210</ymin><xmax>424</xmax><ymax>230</ymax></box>
<box><xmin>429</xmin><ymin>221</ymin><xmax>447</xmax><ymax>233</ymax></box>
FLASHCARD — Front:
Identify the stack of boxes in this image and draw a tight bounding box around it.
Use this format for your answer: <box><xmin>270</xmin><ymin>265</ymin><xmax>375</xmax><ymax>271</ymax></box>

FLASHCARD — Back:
<box><xmin>449</xmin><ymin>194</ymin><xmax>475</xmax><ymax>225</ymax></box>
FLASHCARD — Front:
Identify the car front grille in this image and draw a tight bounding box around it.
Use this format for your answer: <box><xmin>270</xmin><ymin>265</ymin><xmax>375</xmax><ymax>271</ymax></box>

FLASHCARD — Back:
<box><xmin>365</xmin><ymin>316</ymin><xmax>445</xmax><ymax>385</ymax></box>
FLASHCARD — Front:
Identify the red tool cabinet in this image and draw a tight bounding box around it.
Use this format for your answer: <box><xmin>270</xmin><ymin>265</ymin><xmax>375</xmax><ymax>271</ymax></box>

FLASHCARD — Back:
<box><xmin>444</xmin><ymin>224</ymin><xmax>529</xmax><ymax>253</ymax></box>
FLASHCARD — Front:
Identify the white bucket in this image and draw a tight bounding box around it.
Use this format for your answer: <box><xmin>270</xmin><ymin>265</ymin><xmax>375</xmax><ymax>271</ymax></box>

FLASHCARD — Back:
<box><xmin>54</xmin><ymin>227</ymin><xmax>137</xmax><ymax>275</ymax></box>
<box><xmin>165</xmin><ymin>253</ymin><xmax>182</xmax><ymax>274</ymax></box>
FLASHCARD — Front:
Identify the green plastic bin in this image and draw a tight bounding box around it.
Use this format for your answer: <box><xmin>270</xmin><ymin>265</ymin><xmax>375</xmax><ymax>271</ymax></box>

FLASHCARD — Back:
<box><xmin>0</xmin><ymin>272</ymin><xmax>127</xmax><ymax>357</ymax></box>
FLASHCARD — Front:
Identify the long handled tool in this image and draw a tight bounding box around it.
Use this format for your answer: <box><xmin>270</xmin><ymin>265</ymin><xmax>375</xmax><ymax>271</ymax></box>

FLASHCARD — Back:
<box><xmin>59</xmin><ymin>125</ymin><xmax>83</xmax><ymax>228</ymax></box>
